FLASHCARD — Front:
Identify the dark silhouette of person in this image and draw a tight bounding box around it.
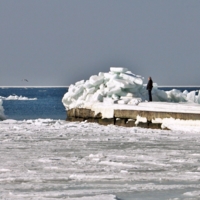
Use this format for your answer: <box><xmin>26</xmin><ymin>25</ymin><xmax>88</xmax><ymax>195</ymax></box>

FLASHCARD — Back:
<box><xmin>146</xmin><ymin>77</ymin><xmax>153</xmax><ymax>101</ymax></box>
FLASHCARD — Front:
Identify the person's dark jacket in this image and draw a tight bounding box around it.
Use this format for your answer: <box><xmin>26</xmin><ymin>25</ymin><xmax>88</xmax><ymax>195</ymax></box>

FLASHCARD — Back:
<box><xmin>146</xmin><ymin>79</ymin><xmax>153</xmax><ymax>90</ymax></box>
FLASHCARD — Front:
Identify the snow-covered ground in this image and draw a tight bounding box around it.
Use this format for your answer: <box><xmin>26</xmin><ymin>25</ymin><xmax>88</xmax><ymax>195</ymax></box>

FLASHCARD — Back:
<box><xmin>0</xmin><ymin>119</ymin><xmax>200</xmax><ymax>200</ymax></box>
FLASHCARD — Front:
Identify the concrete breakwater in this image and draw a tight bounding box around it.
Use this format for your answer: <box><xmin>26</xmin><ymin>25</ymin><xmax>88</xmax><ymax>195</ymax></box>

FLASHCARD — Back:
<box><xmin>62</xmin><ymin>67</ymin><xmax>200</xmax><ymax>130</ymax></box>
<box><xmin>66</xmin><ymin>105</ymin><xmax>200</xmax><ymax>129</ymax></box>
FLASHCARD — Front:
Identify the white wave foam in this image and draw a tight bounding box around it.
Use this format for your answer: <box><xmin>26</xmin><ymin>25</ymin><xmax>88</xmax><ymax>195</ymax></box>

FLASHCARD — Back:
<box><xmin>0</xmin><ymin>95</ymin><xmax>37</xmax><ymax>100</ymax></box>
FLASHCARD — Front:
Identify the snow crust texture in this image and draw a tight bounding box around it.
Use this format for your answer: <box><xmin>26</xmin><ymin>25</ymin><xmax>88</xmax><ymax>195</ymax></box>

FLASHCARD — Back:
<box><xmin>62</xmin><ymin>67</ymin><xmax>200</xmax><ymax>110</ymax></box>
<box><xmin>0</xmin><ymin>119</ymin><xmax>200</xmax><ymax>199</ymax></box>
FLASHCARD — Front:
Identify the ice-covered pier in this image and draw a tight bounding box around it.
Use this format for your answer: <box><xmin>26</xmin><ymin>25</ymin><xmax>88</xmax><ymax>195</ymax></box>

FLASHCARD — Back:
<box><xmin>66</xmin><ymin>102</ymin><xmax>200</xmax><ymax>129</ymax></box>
<box><xmin>62</xmin><ymin>67</ymin><xmax>200</xmax><ymax>130</ymax></box>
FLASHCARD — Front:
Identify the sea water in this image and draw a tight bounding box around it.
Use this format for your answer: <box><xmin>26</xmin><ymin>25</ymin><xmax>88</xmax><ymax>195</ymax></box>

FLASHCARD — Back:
<box><xmin>0</xmin><ymin>87</ymin><xmax>67</xmax><ymax>120</ymax></box>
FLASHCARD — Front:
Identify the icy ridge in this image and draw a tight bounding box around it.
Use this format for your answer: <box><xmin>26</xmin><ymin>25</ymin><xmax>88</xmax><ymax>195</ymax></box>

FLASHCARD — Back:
<box><xmin>62</xmin><ymin>67</ymin><xmax>200</xmax><ymax>111</ymax></box>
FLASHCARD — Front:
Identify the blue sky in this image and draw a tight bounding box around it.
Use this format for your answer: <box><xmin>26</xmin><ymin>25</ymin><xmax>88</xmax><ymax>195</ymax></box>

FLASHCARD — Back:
<box><xmin>1</xmin><ymin>0</ymin><xmax>200</xmax><ymax>86</ymax></box>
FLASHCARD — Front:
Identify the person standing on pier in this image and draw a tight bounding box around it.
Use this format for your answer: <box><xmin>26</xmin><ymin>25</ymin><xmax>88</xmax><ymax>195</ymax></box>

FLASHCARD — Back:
<box><xmin>146</xmin><ymin>77</ymin><xmax>153</xmax><ymax>101</ymax></box>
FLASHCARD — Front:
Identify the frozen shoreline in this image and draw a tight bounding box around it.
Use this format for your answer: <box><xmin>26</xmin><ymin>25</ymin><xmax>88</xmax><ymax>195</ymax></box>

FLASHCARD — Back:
<box><xmin>0</xmin><ymin>119</ymin><xmax>200</xmax><ymax>199</ymax></box>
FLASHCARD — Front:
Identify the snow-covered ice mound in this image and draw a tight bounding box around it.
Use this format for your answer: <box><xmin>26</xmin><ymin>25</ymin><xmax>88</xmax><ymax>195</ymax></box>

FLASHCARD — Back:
<box><xmin>62</xmin><ymin>67</ymin><xmax>200</xmax><ymax>110</ymax></box>
<box><xmin>0</xmin><ymin>100</ymin><xmax>5</xmax><ymax>120</ymax></box>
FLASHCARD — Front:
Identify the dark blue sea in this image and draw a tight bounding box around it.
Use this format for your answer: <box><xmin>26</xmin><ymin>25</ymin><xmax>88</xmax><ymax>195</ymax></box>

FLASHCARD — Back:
<box><xmin>0</xmin><ymin>87</ymin><xmax>199</xmax><ymax>120</ymax></box>
<box><xmin>0</xmin><ymin>87</ymin><xmax>68</xmax><ymax>120</ymax></box>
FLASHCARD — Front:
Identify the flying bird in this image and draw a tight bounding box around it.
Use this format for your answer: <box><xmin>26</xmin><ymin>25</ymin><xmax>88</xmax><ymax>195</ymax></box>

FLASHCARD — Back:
<box><xmin>22</xmin><ymin>79</ymin><xmax>29</xmax><ymax>82</ymax></box>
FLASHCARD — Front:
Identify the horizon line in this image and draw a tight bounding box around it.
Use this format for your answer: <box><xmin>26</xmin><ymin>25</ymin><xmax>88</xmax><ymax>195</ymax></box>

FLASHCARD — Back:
<box><xmin>0</xmin><ymin>85</ymin><xmax>200</xmax><ymax>88</ymax></box>
<box><xmin>158</xmin><ymin>85</ymin><xmax>200</xmax><ymax>87</ymax></box>
<box><xmin>0</xmin><ymin>86</ymin><xmax>69</xmax><ymax>88</ymax></box>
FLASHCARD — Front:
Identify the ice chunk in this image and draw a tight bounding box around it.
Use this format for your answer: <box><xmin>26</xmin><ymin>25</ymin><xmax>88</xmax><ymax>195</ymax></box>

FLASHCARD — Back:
<box><xmin>91</xmin><ymin>91</ymin><xmax>103</xmax><ymax>102</ymax></box>
<box><xmin>107</xmin><ymin>87</ymin><xmax>122</xmax><ymax>96</ymax></box>
<box><xmin>110</xmin><ymin>67</ymin><xmax>128</xmax><ymax>73</ymax></box>
<box><xmin>78</xmin><ymin>90</ymin><xmax>88</xmax><ymax>100</ymax></box>
<box><xmin>126</xmin><ymin>93</ymin><xmax>134</xmax><ymax>97</ymax></box>
<box><xmin>197</xmin><ymin>91</ymin><xmax>200</xmax><ymax>104</ymax></box>
<box><xmin>103</xmin><ymin>97</ymin><xmax>115</xmax><ymax>104</ymax></box>
<box><xmin>135</xmin><ymin>115</ymin><xmax>147</xmax><ymax>125</ymax></box>
<box><xmin>62</xmin><ymin>97</ymin><xmax>73</xmax><ymax>108</ymax></box>
<box><xmin>104</xmin><ymin>72</ymin><xmax>119</xmax><ymax>80</ymax></box>
<box><xmin>99</xmin><ymin>84</ymin><xmax>105</xmax><ymax>90</ymax></box>
<box><xmin>187</xmin><ymin>91</ymin><xmax>196</xmax><ymax>102</ymax></box>
<box><xmin>70</xmin><ymin>86</ymin><xmax>84</xmax><ymax>99</ymax></box>
<box><xmin>75</xmin><ymin>80</ymin><xmax>85</xmax><ymax>86</ymax></box>
<box><xmin>117</xmin><ymin>98</ymin><xmax>131</xmax><ymax>104</ymax></box>
<box><xmin>89</xmin><ymin>75</ymin><xmax>104</xmax><ymax>87</ymax></box>
<box><xmin>106</xmin><ymin>78</ymin><xmax>132</xmax><ymax>90</ymax></box>
<box><xmin>128</xmin><ymin>98</ymin><xmax>142</xmax><ymax>105</ymax></box>
<box><xmin>84</xmin><ymin>80</ymin><xmax>93</xmax><ymax>88</ymax></box>
<box><xmin>86</xmin><ymin>87</ymin><xmax>97</xmax><ymax>94</ymax></box>
<box><xmin>98</xmin><ymin>72</ymin><xmax>104</xmax><ymax>77</ymax></box>
<box><xmin>119</xmin><ymin>72</ymin><xmax>143</xmax><ymax>85</ymax></box>
<box><xmin>154</xmin><ymin>89</ymin><xmax>169</xmax><ymax>102</ymax></box>
<box><xmin>167</xmin><ymin>89</ymin><xmax>186</xmax><ymax>102</ymax></box>
<box><xmin>85</xmin><ymin>94</ymin><xmax>93</xmax><ymax>102</ymax></box>
<box><xmin>114</xmin><ymin>78</ymin><xmax>133</xmax><ymax>89</ymax></box>
<box><xmin>105</xmin><ymin>79</ymin><xmax>116</xmax><ymax>90</ymax></box>
<box><xmin>112</xmin><ymin>94</ymin><xmax>119</xmax><ymax>100</ymax></box>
